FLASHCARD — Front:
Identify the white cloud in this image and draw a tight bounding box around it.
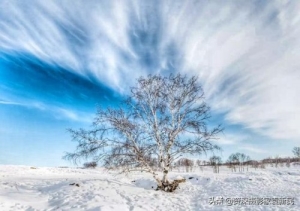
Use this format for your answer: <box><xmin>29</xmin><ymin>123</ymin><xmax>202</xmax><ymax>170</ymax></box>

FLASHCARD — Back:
<box><xmin>212</xmin><ymin>132</ymin><xmax>246</xmax><ymax>146</ymax></box>
<box><xmin>0</xmin><ymin>100</ymin><xmax>25</xmax><ymax>106</ymax></box>
<box><xmin>0</xmin><ymin>0</ymin><xmax>300</xmax><ymax>140</ymax></box>
<box><xmin>238</xmin><ymin>145</ymin><xmax>267</xmax><ymax>154</ymax></box>
<box><xmin>159</xmin><ymin>0</ymin><xmax>300</xmax><ymax>141</ymax></box>
<box><xmin>0</xmin><ymin>99</ymin><xmax>92</xmax><ymax>122</ymax></box>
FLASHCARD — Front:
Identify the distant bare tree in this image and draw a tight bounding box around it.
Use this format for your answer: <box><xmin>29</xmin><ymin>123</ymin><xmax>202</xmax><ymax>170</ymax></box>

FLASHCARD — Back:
<box><xmin>239</xmin><ymin>153</ymin><xmax>246</xmax><ymax>171</ymax></box>
<box><xmin>252</xmin><ymin>161</ymin><xmax>259</xmax><ymax>170</ymax></box>
<box><xmin>274</xmin><ymin>155</ymin><xmax>280</xmax><ymax>168</ymax></box>
<box><xmin>293</xmin><ymin>147</ymin><xmax>300</xmax><ymax>161</ymax></box>
<box><xmin>64</xmin><ymin>74</ymin><xmax>222</xmax><ymax>192</ymax></box>
<box><xmin>227</xmin><ymin>152</ymin><xmax>250</xmax><ymax>172</ymax></box>
<box><xmin>280</xmin><ymin>158</ymin><xmax>284</xmax><ymax>167</ymax></box>
<box><xmin>184</xmin><ymin>158</ymin><xmax>194</xmax><ymax>172</ymax></box>
<box><xmin>260</xmin><ymin>163</ymin><xmax>266</xmax><ymax>169</ymax></box>
<box><xmin>196</xmin><ymin>159</ymin><xmax>203</xmax><ymax>172</ymax></box>
<box><xmin>243</xmin><ymin>156</ymin><xmax>251</xmax><ymax>171</ymax></box>
<box><xmin>227</xmin><ymin>154</ymin><xmax>238</xmax><ymax>172</ymax></box>
<box><xmin>175</xmin><ymin>158</ymin><xmax>194</xmax><ymax>172</ymax></box>
<box><xmin>188</xmin><ymin>159</ymin><xmax>194</xmax><ymax>172</ymax></box>
<box><xmin>286</xmin><ymin>157</ymin><xmax>291</xmax><ymax>168</ymax></box>
<box><xmin>269</xmin><ymin>158</ymin><xmax>275</xmax><ymax>167</ymax></box>
<box><xmin>209</xmin><ymin>156</ymin><xmax>222</xmax><ymax>173</ymax></box>
<box><xmin>174</xmin><ymin>160</ymin><xmax>180</xmax><ymax>172</ymax></box>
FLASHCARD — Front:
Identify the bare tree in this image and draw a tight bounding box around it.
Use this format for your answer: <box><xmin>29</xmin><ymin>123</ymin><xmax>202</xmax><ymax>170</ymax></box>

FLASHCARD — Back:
<box><xmin>280</xmin><ymin>157</ymin><xmax>284</xmax><ymax>167</ymax></box>
<box><xmin>187</xmin><ymin>159</ymin><xmax>194</xmax><ymax>172</ymax></box>
<box><xmin>196</xmin><ymin>159</ymin><xmax>203</xmax><ymax>172</ymax></box>
<box><xmin>227</xmin><ymin>154</ymin><xmax>238</xmax><ymax>172</ymax></box>
<box><xmin>274</xmin><ymin>155</ymin><xmax>280</xmax><ymax>168</ymax></box>
<box><xmin>178</xmin><ymin>158</ymin><xmax>194</xmax><ymax>172</ymax></box>
<box><xmin>245</xmin><ymin>155</ymin><xmax>251</xmax><ymax>171</ymax></box>
<box><xmin>234</xmin><ymin>153</ymin><xmax>246</xmax><ymax>172</ymax></box>
<box><xmin>234</xmin><ymin>153</ymin><xmax>241</xmax><ymax>171</ymax></box>
<box><xmin>293</xmin><ymin>147</ymin><xmax>300</xmax><ymax>161</ymax></box>
<box><xmin>64</xmin><ymin>74</ymin><xmax>222</xmax><ymax>192</ymax></box>
<box><xmin>252</xmin><ymin>161</ymin><xmax>259</xmax><ymax>170</ymax></box>
<box><xmin>286</xmin><ymin>157</ymin><xmax>291</xmax><ymax>168</ymax></box>
<box><xmin>262</xmin><ymin>157</ymin><xmax>273</xmax><ymax>167</ymax></box>
<box><xmin>209</xmin><ymin>156</ymin><xmax>222</xmax><ymax>173</ymax></box>
<box><xmin>227</xmin><ymin>153</ymin><xmax>250</xmax><ymax>172</ymax></box>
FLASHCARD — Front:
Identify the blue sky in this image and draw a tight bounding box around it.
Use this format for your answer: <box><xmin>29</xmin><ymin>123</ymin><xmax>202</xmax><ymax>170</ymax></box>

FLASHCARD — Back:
<box><xmin>0</xmin><ymin>0</ymin><xmax>299</xmax><ymax>166</ymax></box>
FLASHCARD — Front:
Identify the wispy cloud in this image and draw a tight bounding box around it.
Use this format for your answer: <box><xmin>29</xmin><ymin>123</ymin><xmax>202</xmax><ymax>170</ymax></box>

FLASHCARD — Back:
<box><xmin>0</xmin><ymin>100</ymin><xmax>25</xmax><ymax>106</ymax></box>
<box><xmin>213</xmin><ymin>132</ymin><xmax>247</xmax><ymax>146</ymax></box>
<box><xmin>158</xmin><ymin>1</ymin><xmax>300</xmax><ymax>141</ymax></box>
<box><xmin>238</xmin><ymin>145</ymin><xmax>267</xmax><ymax>154</ymax></box>
<box><xmin>0</xmin><ymin>0</ymin><xmax>299</xmax><ymax>141</ymax></box>
<box><xmin>0</xmin><ymin>99</ymin><xmax>92</xmax><ymax>122</ymax></box>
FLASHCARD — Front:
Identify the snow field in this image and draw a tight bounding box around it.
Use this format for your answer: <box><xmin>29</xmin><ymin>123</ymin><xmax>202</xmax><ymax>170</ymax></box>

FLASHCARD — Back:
<box><xmin>0</xmin><ymin>165</ymin><xmax>299</xmax><ymax>211</ymax></box>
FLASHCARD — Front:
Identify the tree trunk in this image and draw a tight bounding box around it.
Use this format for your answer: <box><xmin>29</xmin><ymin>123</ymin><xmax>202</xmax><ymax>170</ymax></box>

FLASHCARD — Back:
<box><xmin>162</xmin><ymin>168</ymin><xmax>169</xmax><ymax>183</ymax></box>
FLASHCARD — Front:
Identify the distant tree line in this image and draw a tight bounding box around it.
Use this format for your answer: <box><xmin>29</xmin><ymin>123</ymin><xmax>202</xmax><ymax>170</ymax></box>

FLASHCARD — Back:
<box><xmin>81</xmin><ymin>146</ymin><xmax>300</xmax><ymax>174</ymax></box>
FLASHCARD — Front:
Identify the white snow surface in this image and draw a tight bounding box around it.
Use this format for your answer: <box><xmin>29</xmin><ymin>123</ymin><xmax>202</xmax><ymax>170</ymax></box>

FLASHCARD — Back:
<box><xmin>0</xmin><ymin>165</ymin><xmax>300</xmax><ymax>211</ymax></box>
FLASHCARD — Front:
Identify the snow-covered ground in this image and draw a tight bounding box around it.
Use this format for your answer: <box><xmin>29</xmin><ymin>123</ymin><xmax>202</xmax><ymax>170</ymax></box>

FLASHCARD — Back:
<box><xmin>0</xmin><ymin>165</ymin><xmax>299</xmax><ymax>211</ymax></box>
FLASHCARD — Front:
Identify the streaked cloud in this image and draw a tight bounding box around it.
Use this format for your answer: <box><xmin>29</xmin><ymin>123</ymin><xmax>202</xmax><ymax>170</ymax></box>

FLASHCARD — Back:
<box><xmin>213</xmin><ymin>132</ymin><xmax>247</xmax><ymax>146</ymax></box>
<box><xmin>0</xmin><ymin>99</ymin><xmax>92</xmax><ymax>122</ymax></box>
<box><xmin>238</xmin><ymin>145</ymin><xmax>267</xmax><ymax>154</ymax></box>
<box><xmin>0</xmin><ymin>100</ymin><xmax>25</xmax><ymax>106</ymax></box>
<box><xmin>0</xmin><ymin>0</ymin><xmax>299</xmax><ymax>147</ymax></box>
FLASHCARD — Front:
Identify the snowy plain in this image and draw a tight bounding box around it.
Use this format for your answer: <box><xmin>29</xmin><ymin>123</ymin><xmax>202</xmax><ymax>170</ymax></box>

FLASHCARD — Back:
<box><xmin>0</xmin><ymin>165</ymin><xmax>299</xmax><ymax>211</ymax></box>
